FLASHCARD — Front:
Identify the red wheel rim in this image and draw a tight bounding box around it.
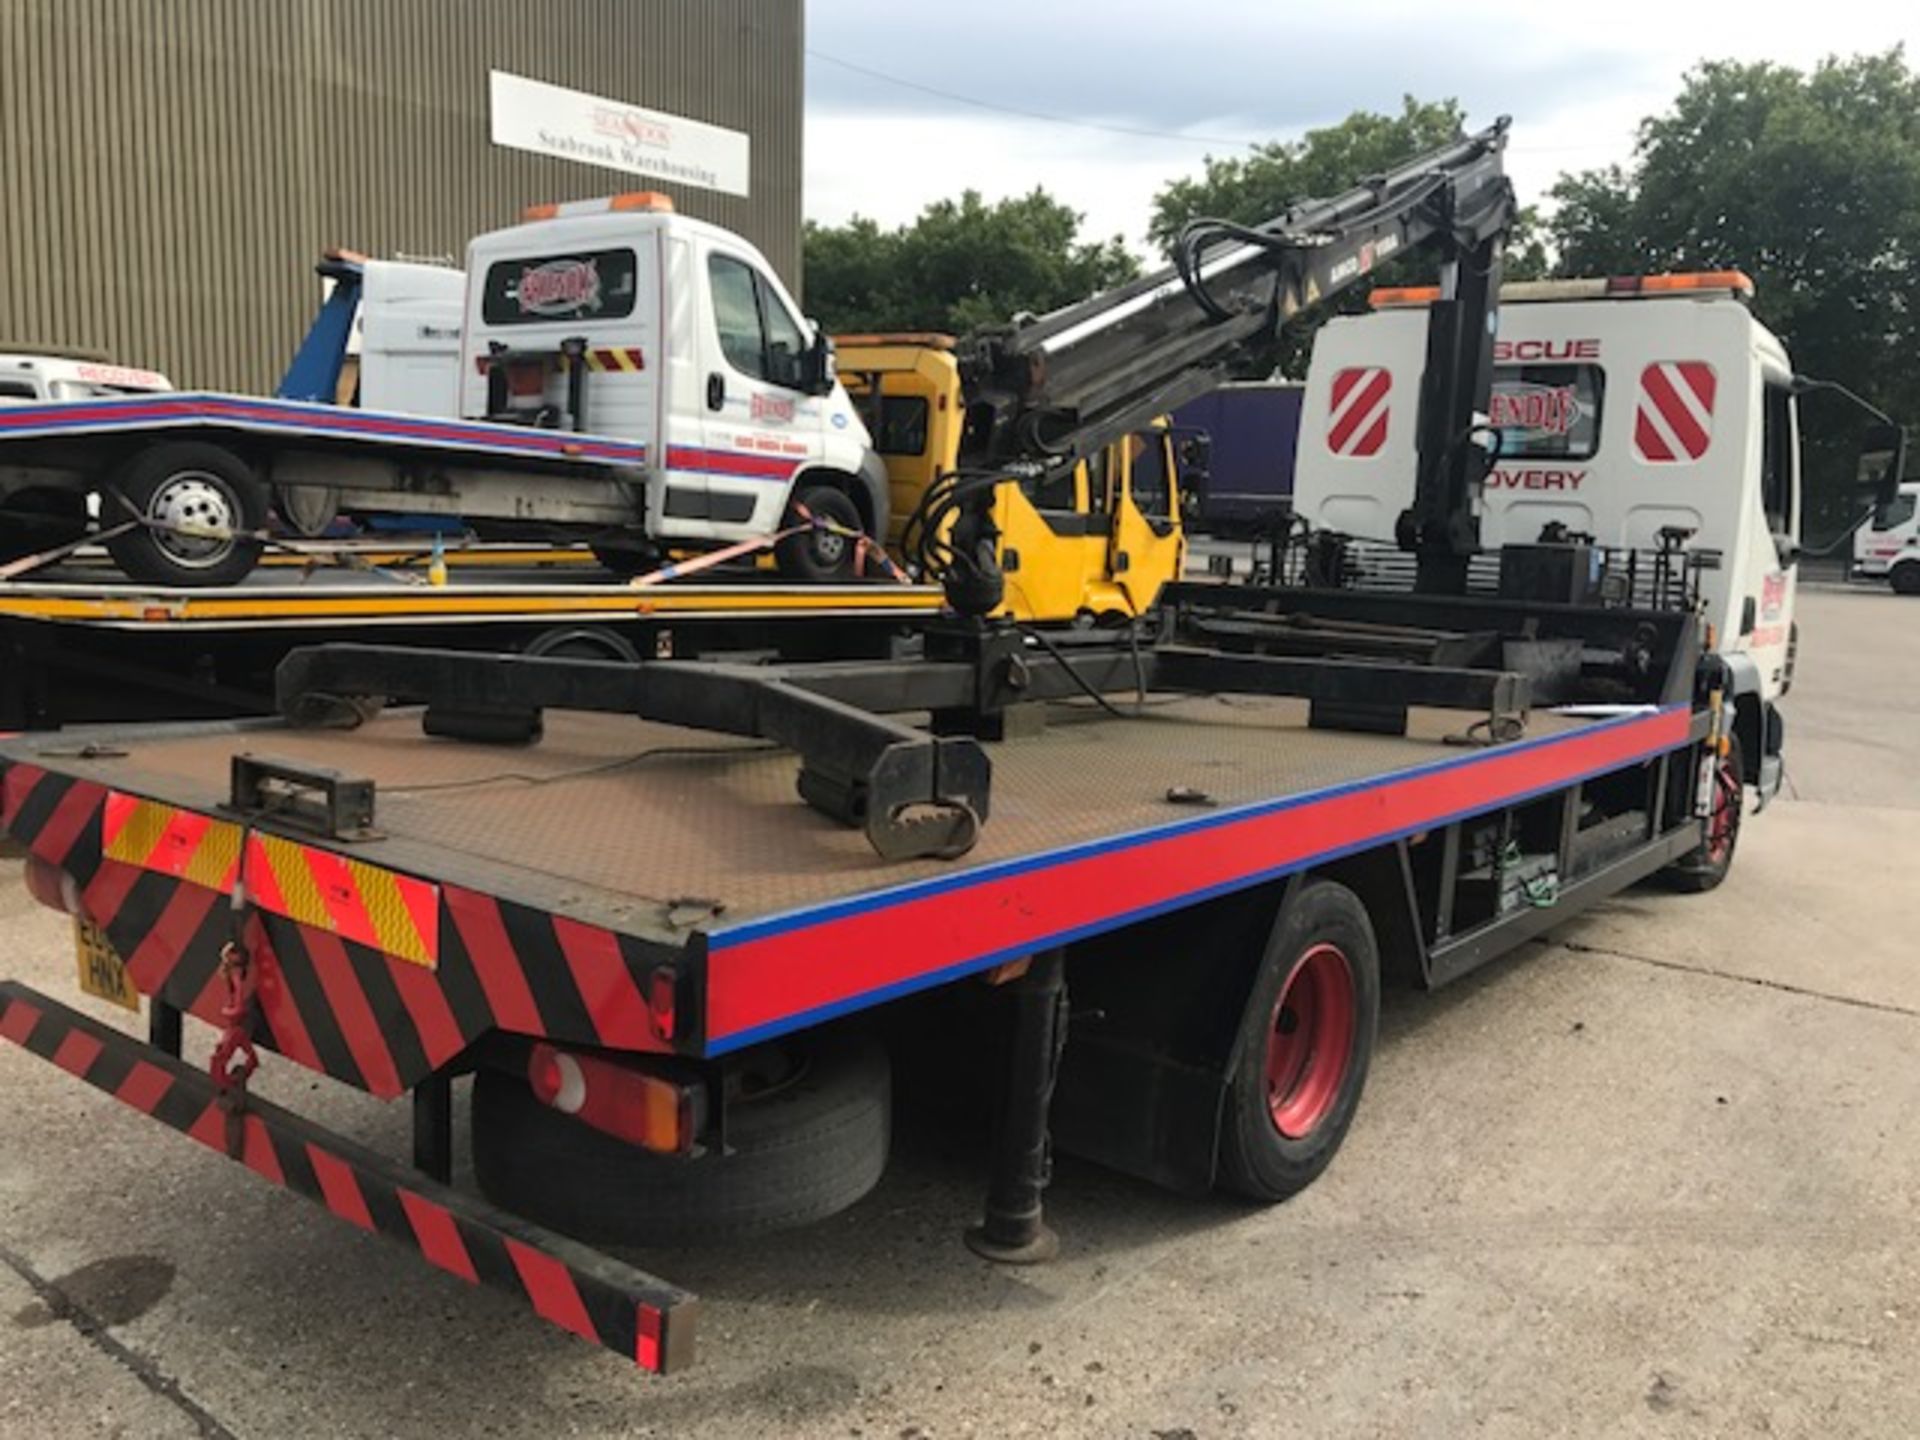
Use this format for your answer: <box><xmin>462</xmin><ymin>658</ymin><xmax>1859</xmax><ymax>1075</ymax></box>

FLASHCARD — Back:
<box><xmin>1706</xmin><ymin>754</ymin><xmax>1740</xmax><ymax>865</ymax></box>
<box><xmin>1264</xmin><ymin>942</ymin><xmax>1357</xmax><ymax>1139</ymax></box>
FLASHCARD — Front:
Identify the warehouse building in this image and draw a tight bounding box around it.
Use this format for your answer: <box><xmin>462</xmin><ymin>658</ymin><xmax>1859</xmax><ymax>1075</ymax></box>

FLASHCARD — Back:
<box><xmin>0</xmin><ymin>0</ymin><xmax>803</xmax><ymax>391</ymax></box>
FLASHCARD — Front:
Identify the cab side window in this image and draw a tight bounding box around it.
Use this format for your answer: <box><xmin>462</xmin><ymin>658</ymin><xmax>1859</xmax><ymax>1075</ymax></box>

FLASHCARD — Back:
<box><xmin>708</xmin><ymin>253</ymin><xmax>811</xmax><ymax>391</ymax></box>
<box><xmin>1128</xmin><ymin>431</ymin><xmax>1173</xmax><ymax>527</ymax></box>
<box><xmin>1760</xmin><ymin>382</ymin><xmax>1795</xmax><ymax>535</ymax></box>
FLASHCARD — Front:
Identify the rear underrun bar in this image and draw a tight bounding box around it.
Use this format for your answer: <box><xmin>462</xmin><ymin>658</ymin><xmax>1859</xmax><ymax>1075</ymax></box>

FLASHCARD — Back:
<box><xmin>0</xmin><ymin>982</ymin><xmax>698</xmax><ymax>1372</ymax></box>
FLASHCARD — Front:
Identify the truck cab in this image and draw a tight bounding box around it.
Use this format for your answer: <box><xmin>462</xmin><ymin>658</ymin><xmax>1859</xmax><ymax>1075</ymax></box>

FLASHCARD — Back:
<box><xmin>835</xmin><ymin>334</ymin><xmax>1185</xmax><ymax>621</ymax></box>
<box><xmin>1854</xmin><ymin>481</ymin><xmax>1920</xmax><ymax>593</ymax></box>
<box><xmin>460</xmin><ymin>194</ymin><xmax>884</xmax><ymax>574</ymax></box>
<box><xmin>1293</xmin><ymin>271</ymin><xmax>1802</xmax><ymax>799</ymax></box>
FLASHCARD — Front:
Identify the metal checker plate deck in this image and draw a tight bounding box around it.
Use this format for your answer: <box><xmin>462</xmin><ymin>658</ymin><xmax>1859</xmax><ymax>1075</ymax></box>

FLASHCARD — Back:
<box><xmin>8</xmin><ymin>698</ymin><xmax>1578</xmax><ymax>921</ymax></box>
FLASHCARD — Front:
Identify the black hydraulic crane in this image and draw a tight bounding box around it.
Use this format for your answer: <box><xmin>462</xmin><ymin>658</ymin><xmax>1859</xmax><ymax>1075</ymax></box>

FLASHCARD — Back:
<box><xmin>912</xmin><ymin>118</ymin><xmax>1517</xmax><ymax>604</ymax></box>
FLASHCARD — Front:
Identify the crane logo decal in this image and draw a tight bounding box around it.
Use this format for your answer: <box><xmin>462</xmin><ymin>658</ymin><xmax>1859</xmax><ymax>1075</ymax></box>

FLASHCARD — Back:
<box><xmin>1328</xmin><ymin>367</ymin><xmax>1391</xmax><ymax>457</ymax></box>
<box><xmin>1633</xmin><ymin>361</ymin><xmax>1716</xmax><ymax>463</ymax></box>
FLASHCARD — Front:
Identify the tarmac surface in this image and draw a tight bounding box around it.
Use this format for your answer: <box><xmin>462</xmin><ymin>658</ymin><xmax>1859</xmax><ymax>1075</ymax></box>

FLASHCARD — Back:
<box><xmin>2</xmin><ymin>581</ymin><xmax>1916</xmax><ymax>1438</ymax></box>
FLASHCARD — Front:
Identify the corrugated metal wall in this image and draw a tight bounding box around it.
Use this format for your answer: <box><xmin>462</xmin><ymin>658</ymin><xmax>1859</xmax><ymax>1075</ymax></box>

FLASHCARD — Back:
<box><xmin>0</xmin><ymin>0</ymin><xmax>803</xmax><ymax>391</ymax></box>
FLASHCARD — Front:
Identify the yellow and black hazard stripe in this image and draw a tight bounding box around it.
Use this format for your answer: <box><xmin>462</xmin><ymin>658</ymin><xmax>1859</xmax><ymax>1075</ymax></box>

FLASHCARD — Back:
<box><xmin>1</xmin><ymin>763</ymin><xmax>683</xmax><ymax>1101</ymax></box>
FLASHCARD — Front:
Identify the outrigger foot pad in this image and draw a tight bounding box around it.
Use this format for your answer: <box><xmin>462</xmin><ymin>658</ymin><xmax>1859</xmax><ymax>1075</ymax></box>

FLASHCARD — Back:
<box><xmin>964</xmin><ymin>1221</ymin><xmax>1060</xmax><ymax>1265</ymax></box>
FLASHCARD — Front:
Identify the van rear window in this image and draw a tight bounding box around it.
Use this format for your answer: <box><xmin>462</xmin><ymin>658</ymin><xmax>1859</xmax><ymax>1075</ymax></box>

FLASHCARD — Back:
<box><xmin>1490</xmin><ymin>364</ymin><xmax>1604</xmax><ymax>461</ymax></box>
<box><xmin>483</xmin><ymin>248</ymin><xmax>638</xmax><ymax>325</ymax></box>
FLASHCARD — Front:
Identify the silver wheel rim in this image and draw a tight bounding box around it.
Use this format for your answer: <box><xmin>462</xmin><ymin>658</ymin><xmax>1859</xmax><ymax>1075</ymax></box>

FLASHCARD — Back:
<box><xmin>812</xmin><ymin>528</ymin><xmax>848</xmax><ymax>566</ymax></box>
<box><xmin>146</xmin><ymin>471</ymin><xmax>239</xmax><ymax>567</ymax></box>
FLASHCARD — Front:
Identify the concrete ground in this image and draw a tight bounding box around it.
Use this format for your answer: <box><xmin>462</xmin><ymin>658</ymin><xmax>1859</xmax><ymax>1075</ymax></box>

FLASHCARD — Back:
<box><xmin>2</xmin><ymin>583</ymin><xmax>1916</xmax><ymax>1438</ymax></box>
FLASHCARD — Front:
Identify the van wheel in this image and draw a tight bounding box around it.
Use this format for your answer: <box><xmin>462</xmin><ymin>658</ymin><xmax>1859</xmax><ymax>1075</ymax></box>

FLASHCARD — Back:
<box><xmin>105</xmin><ymin>442</ymin><xmax>267</xmax><ymax>586</ymax></box>
<box><xmin>1891</xmin><ymin>561</ymin><xmax>1920</xmax><ymax>596</ymax></box>
<box><xmin>775</xmin><ymin>482</ymin><xmax>864</xmax><ymax>581</ymax></box>
<box><xmin>472</xmin><ymin>1034</ymin><xmax>891</xmax><ymax>1245</ymax></box>
<box><xmin>590</xmin><ymin>535</ymin><xmax>662</xmax><ymax>578</ymax></box>
<box><xmin>1218</xmin><ymin>879</ymin><xmax>1381</xmax><ymax>1203</ymax></box>
<box><xmin>1662</xmin><ymin>735</ymin><xmax>1743</xmax><ymax>892</ymax></box>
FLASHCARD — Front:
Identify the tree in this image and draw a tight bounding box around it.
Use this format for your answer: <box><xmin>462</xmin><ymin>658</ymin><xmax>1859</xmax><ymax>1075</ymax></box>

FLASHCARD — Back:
<box><xmin>1149</xmin><ymin>97</ymin><xmax>1548</xmax><ymax>376</ymax></box>
<box><xmin>803</xmin><ymin>190</ymin><xmax>1139</xmax><ymax>336</ymax></box>
<box><xmin>1549</xmin><ymin>49</ymin><xmax>1920</xmax><ymax>537</ymax></box>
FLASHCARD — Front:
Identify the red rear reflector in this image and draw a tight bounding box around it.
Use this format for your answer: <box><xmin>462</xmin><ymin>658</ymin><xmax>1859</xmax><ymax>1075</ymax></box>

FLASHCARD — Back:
<box><xmin>526</xmin><ymin>1044</ymin><xmax>700</xmax><ymax>1155</ymax></box>
<box><xmin>507</xmin><ymin>363</ymin><xmax>546</xmax><ymax>397</ymax></box>
<box><xmin>647</xmin><ymin>967</ymin><xmax>677</xmax><ymax>1041</ymax></box>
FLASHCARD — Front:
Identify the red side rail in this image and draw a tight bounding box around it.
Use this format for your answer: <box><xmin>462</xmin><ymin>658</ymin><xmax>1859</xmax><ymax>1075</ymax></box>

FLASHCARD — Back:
<box><xmin>0</xmin><ymin>982</ymin><xmax>697</xmax><ymax>1372</ymax></box>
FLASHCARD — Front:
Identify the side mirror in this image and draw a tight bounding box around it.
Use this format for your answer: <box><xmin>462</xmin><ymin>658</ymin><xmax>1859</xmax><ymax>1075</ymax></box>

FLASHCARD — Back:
<box><xmin>1174</xmin><ymin>431</ymin><xmax>1210</xmax><ymax>497</ymax></box>
<box><xmin>1858</xmin><ymin>421</ymin><xmax>1907</xmax><ymax>527</ymax></box>
<box><xmin>803</xmin><ymin>325</ymin><xmax>837</xmax><ymax>397</ymax></box>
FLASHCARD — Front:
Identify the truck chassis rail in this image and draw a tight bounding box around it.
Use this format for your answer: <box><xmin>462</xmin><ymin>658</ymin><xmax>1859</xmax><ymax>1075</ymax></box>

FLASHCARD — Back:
<box><xmin>0</xmin><ymin>981</ymin><xmax>697</xmax><ymax>1372</ymax></box>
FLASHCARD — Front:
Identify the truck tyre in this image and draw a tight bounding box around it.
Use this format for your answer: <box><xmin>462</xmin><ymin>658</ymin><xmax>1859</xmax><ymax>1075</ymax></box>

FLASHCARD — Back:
<box><xmin>775</xmin><ymin>482</ymin><xmax>864</xmax><ymax>581</ymax></box>
<box><xmin>1662</xmin><ymin>734</ymin><xmax>1743</xmax><ymax>893</ymax></box>
<box><xmin>1891</xmin><ymin>561</ymin><xmax>1920</xmax><ymax>596</ymax></box>
<box><xmin>472</xmin><ymin>1034</ymin><xmax>891</xmax><ymax>1245</ymax></box>
<box><xmin>1218</xmin><ymin>879</ymin><xmax>1381</xmax><ymax>1203</ymax></box>
<box><xmin>106</xmin><ymin>442</ymin><xmax>267</xmax><ymax>586</ymax></box>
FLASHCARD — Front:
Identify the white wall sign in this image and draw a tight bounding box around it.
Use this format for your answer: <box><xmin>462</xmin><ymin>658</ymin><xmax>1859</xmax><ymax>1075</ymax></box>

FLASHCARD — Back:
<box><xmin>489</xmin><ymin>70</ymin><xmax>751</xmax><ymax>198</ymax></box>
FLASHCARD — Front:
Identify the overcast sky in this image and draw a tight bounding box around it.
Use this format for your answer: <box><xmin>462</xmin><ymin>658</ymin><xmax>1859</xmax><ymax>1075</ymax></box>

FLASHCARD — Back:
<box><xmin>804</xmin><ymin>1</ymin><xmax>1916</xmax><ymax>254</ymax></box>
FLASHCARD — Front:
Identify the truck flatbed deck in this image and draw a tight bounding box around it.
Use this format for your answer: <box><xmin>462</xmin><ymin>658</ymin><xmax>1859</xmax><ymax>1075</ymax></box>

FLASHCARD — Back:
<box><xmin>1</xmin><ymin>694</ymin><xmax>1685</xmax><ymax>1062</ymax></box>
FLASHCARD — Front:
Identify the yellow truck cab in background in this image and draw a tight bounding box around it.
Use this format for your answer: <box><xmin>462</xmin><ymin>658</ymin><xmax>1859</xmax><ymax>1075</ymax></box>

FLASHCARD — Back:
<box><xmin>835</xmin><ymin>335</ymin><xmax>1185</xmax><ymax>623</ymax></box>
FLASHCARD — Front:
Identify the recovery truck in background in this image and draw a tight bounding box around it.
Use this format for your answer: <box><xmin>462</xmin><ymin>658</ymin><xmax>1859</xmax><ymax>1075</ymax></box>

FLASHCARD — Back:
<box><xmin>1294</xmin><ymin>272</ymin><xmax>1812</xmax><ymax>802</ymax></box>
<box><xmin>0</xmin><ymin>194</ymin><xmax>886</xmax><ymax>587</ymax></box>
<box><xmin>1</xmin><ymin>119</ymin><xmax>1904</xmax><ymax>1375</ymax></box>
<box><xmin>1854</xmin><ymin>480</ymin><xmax>1920</xmax><ymax>592</ymax></box>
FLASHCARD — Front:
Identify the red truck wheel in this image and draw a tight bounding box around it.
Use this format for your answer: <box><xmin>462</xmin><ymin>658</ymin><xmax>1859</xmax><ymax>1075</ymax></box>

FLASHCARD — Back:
<box><xmin>1218</xmin><ymin>880</ymin><xmax>1381</xmax><ymax>1203</ymax></box>
<box><xmin>105</xmin><ymin>442</ymin><xmax>267</xmax><ymax>586</ymax></box>
<box><xmin>473</xmin><ymin>1033</ymin><xmax>891</xmax><ymax>1245</ymax></box>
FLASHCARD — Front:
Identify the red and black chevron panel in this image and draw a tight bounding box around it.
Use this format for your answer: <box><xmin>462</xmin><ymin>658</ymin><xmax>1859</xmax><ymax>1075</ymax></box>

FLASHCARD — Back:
<box><xmin>0</xmin><ymin>762</ymin><xmax>683</xmax><ymax>1098</ymax></box>
<box><xmin>0</xmin><ymin>981</ymin><xmax>697</xmax><ymax>1371</ymax></box>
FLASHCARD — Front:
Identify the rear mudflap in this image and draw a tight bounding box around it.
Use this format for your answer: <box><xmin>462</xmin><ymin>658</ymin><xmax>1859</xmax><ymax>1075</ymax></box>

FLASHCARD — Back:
<box><xmin>0</xmin><ymin>981</ymin><xmax>697</xmax><ymax>1372</ymax></box>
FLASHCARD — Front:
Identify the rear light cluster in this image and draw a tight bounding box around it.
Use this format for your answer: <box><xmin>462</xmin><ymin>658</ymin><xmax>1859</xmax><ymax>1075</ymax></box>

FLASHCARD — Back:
<box><xmin>527</xmin><ymin>1043</ymin><xmax>703</xmax><ymax>1156</ymax></box>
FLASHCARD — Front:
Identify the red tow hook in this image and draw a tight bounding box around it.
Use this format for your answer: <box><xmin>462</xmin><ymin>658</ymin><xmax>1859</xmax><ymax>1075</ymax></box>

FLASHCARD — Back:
<box><xmin>208</xmin><ymin>939</ymin><xmax>260</xmax><ymax>1158</ymax></box>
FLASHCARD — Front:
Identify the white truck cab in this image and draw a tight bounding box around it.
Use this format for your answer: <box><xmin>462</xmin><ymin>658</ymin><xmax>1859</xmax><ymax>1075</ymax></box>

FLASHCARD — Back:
<box><xmin>1854</xmin><ymin>481</ymin><xmax>1920</xmax><ymax>593</ymax></box>
<box><xmin>459</xmin><ymin>193</ymin><xmax>883</xmax><ymax>569</ymax></box>
<box><xmin>1294</xmin><ymin>271</ymin><xmax>1802</xmax><ymax>798</ymax></box>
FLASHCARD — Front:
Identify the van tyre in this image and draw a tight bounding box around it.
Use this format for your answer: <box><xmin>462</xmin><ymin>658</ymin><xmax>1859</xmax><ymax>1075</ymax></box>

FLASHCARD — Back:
<box><xmin>775</xmin><ymin>482</ymin><xmax>864</xmax><ymax>581</ymax></box>
<box><xmin>472</xmin><ymin>1034</ymin><xmax>891</xmax><ymax>1245</ymax></box>
<box><xmin>1891</xmin><ymin>561</ymin><xmax>1920</xmax><ymax>596</ymax></box>
<box><xmin>106</xmin><ymin>442</ymin><xmax>267</xmax><ymax>586</ymax></box>
<box><xmin>1218</xmin><ymin>879</ymin><xmax>1381</xmax><ymax>1203</ymax></box>
<box><xmin>1663</xmin><ymin>734</ymin><xmax>1743</xmax><ymax>893</ymax></box>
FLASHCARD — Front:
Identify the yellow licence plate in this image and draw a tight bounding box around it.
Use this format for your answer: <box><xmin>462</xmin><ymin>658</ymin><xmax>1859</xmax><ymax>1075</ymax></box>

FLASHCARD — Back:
<box><xmin>74</xmin><ymin>918</ymin><xmax>140</xmax><ymax>1011</ymax></box>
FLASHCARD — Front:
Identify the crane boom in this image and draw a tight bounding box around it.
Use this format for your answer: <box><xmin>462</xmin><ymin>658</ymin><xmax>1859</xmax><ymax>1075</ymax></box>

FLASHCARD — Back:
<box><xmin>923</xmin><ymin>119</ymin><xmax>1516</xmax><ymax>608</ymax></box>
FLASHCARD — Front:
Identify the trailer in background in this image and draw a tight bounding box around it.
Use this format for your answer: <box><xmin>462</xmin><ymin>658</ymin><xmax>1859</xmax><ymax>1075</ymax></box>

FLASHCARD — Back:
<box><xmin>1174</xmin><ymin>380</ymin><xmax>1302</xmax><ymax>541</ymax></box>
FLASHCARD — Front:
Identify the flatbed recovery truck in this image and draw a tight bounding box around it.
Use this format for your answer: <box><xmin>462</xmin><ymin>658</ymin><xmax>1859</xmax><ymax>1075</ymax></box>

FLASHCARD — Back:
<box><xmin>0</xmin><ymin>121</ymin><xmax>1902</xmax><ymax>1374</ymax></box>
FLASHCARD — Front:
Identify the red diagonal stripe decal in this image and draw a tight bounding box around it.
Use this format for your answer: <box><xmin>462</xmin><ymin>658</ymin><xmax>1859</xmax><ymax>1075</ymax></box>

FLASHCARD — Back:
<box><xmin>250</xmin><ymin>931</ymin><xmax>326</xmax><ymax>1075</ymax></box>
<box><xmin>552</xmin><ymin>917</ymin><xmax>653</xmax><ymax>1049</ymax></box>
<box><xmin>122</xmin><ymin>883</ymin><xmax>219</xmax><ymax>997</ymax></box>
<box><xmin>504</xmin><ymin>1238</ymin><xmax>599</xmax><ymax>1343</ymax></box>
<box><xmin>398</xmin><ymin>1189</ymin><xmax>480</xmax><ymax>1284</ymax></box>
<box><xmin>1</xmin><ymin>763</ymin><xmax>48</xmax><ymax>833</ymax></box>
<box><xmin>51</xmin><ymin>1030</ymin><xmax>104</xmax><ymax>1078</ymax></box>
<box><xmin>1328</xmin><ymin>370</ymin><xmax>1390</xmax><ymax>453</ymax></box>
<box><xmin>115</xmin><ymin>1059</ymin><xmax>174</xmax><ymax>1114</ymax></box>
<box><xmin>29</xmin><ymin>780</ymin><xmax>103</xmax><ymax>867</ymax></box>
<box><xmin>1641</xmin><ymin>363</ymin><xmax>1708</xmax><ymax>458</ymax></box>
<box><xmin>82</xmin><ymin>859</ymin><xmax>144</xmax><ymax>932</ymax></box>
<box><xmin>0</xmin><ymin>997</ymin><xmax>43</xmax><ymax>1045</ymax></box>
<box><xmin>637</xmin><ymin>1304</ymin><xmax>664</xmax><ymax>1372</ymax></box>
<box><xmin>387</xmin><ymin>962</ymin><xmax>467</xmax><ymax>1069</ymax></box>
<box><xmin>448</xmin><ymin>888</ymin><xmax>542</xmax><ymax>1034</ymax></box>
<box><xmin>303</xmin><ymin>929</ymin><xmax>404</xmax><ymax>1098</ymax></box>
<box><xmin>306</xmin><ymin>1144</ymin><xmax>376</xmax><ymax>1232</ymax></box>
